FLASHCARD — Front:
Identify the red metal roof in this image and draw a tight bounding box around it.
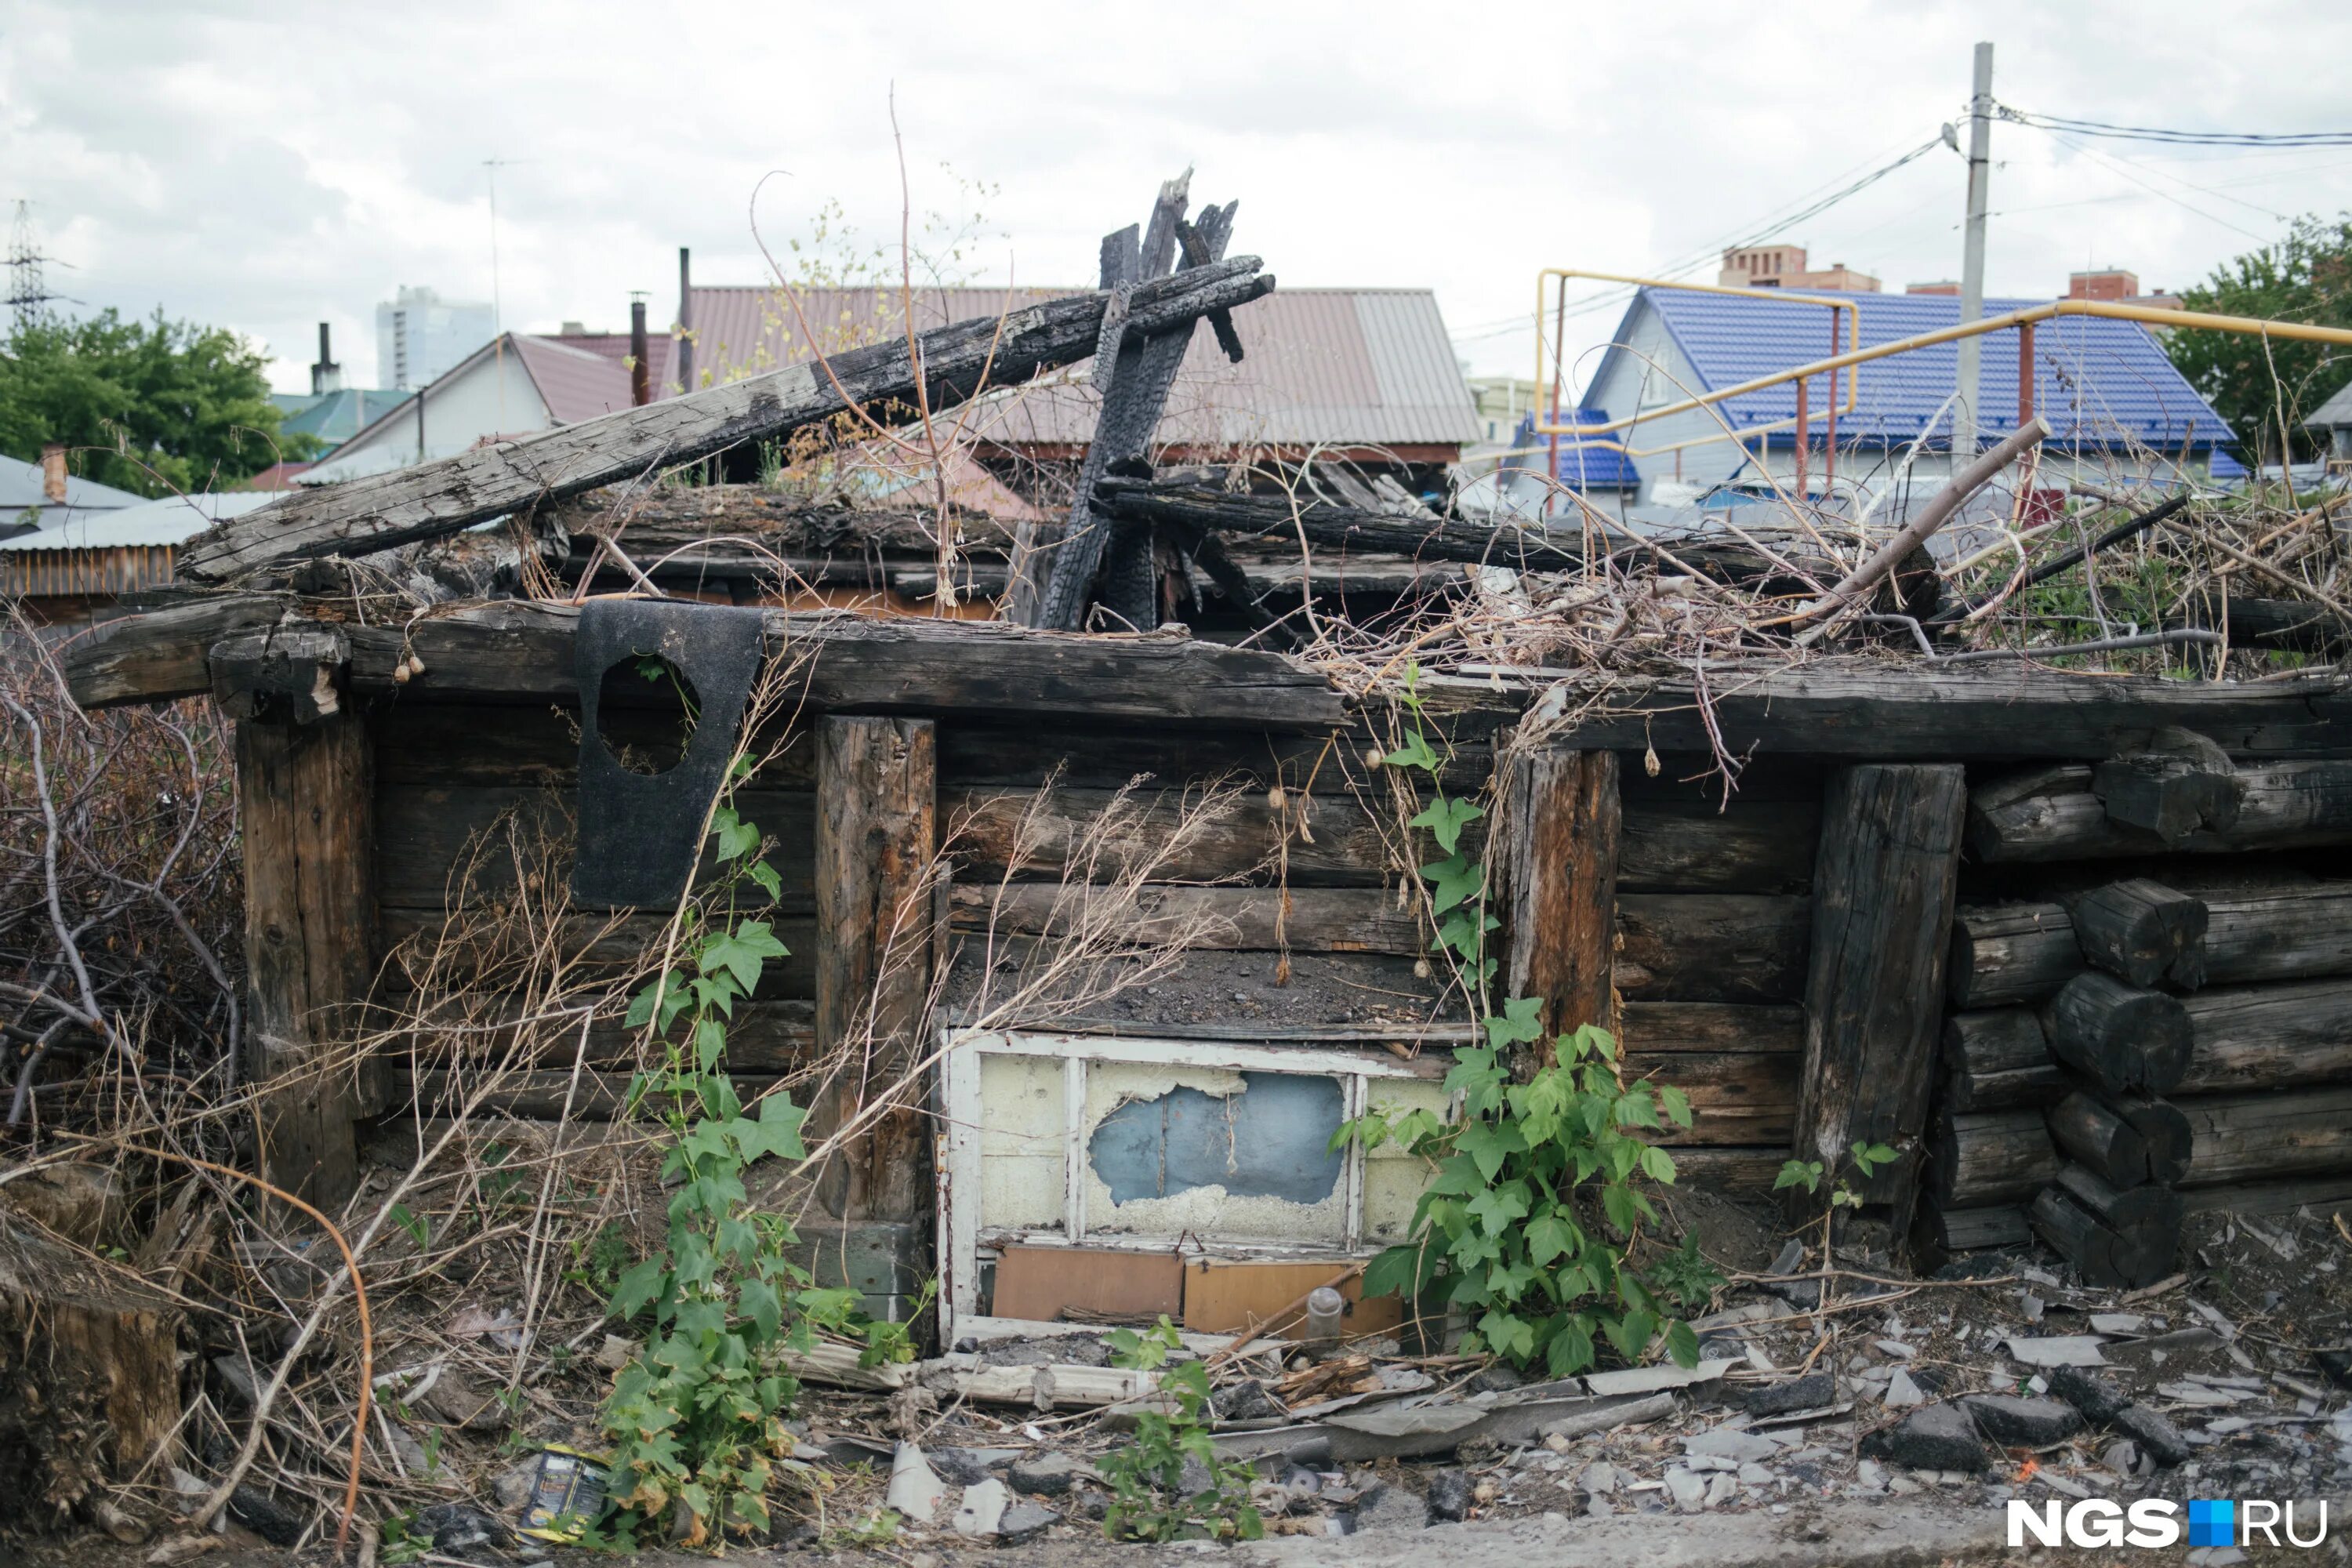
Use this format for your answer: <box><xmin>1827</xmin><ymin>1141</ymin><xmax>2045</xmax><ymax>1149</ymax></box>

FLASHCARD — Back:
<box><xmin>677</xmin><ymin>285</ymin><xmax>1479</xmax><ymax>452</ymax></box>
<box><xmin>510</xmin><ymin>334</ymin><xmax>637</xmax><ymax>424</ymax></box>
<box><xmin>548</xmin><ymin>331</ymin><xmax>675</xmax><ymax>401</ymax></box>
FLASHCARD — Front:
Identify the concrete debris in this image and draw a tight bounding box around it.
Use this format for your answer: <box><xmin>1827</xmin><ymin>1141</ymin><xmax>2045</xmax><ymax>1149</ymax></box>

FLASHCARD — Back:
<box><xmin>1007</xmin><ymin>1450</ymin><xmax>1084</xmax><ymax>1497</ymax></box>
<box><xmin>1425</xmin><ymin>1468</ymin><xmax>1472</xmax><ymax>1523</ymax></box>
<box><xmin>1883</xmin><ymin>1368</ymin><xmax>1927</xmax><ymax>1408</ymax></box>
<box><xmin>887</xmin><ymin>1443</ymin><xmax>946</xmax><ymax>1523</ymax></box>
<box><xmin>2048</xmin><ymin>1364</ymin><xmax>2131</xmax><ymax>1424</ymax></box>
<box><xmin>1351</xmin><ymin>1483</ymin><xmax>1428</xmax><ymax>1532</ymax></box>
<box><xmin>1861</xmin><ymin>1403</ymin><xmax>1991</xmax><ymax>1473</ymax></box>
<box><xmin>2112</xmin><ymin>1403</ymin><xmax>2194</xmax><ymax>1466</ymax></box>
<box><xmin>1664</xmin><ymin>1467</ymin><xmax>1707</xmax><ymax>1512</ymax></box>
<box><xmin>996</xmin><ymin>1501</ymin><xmax>1059</xmax><ymax>1544</ymax></box>
<box><xmin>1683</xmin><ymin>1426</ymin><xmax>1782</xmax><ymax>1463</ymax></box>
<box><xmin>1962</xmin><ymin>1395</ymin><xmax>2085</xmax><ymax>1447</ymax></box>
<box><xmin>1583</xmin><ymin>1357</ymin><xmax>1737</xmax><ymax>1396</ymax></box>
<box><xmin>927</xmin><ymin>1447</ymin><xmax>1020</xmax><ymax>1486</ymax></box>
<box><xmin>952</xmin><ymin>1479</ymin><xmax>1010</xmax><ymax>1537</ymax></box>
<box><xmin>2003</xmin><ymin>1334</ymin><xmax>2109</xmax><ymax>1367</ymax></box>
<box><xmin>1579</xmin><ymin>1460</ymin><xmax>1619</xmax><ymax>1495</ymax></box>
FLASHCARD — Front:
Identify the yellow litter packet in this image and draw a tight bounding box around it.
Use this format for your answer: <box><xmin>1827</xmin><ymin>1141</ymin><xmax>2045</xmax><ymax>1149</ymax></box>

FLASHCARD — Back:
<box><xmin>515</xmin><ymin>1445</ymin><xmax>612</xmax><ymax>1542</ymax></box>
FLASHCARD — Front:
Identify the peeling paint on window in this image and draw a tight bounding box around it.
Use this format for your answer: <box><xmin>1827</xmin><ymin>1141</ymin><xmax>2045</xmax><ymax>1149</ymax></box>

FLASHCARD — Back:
<box><xmin>1088</xmin><ymin>1072</ymin><xmax>1344</xmax><ymax>1205</ymax></box>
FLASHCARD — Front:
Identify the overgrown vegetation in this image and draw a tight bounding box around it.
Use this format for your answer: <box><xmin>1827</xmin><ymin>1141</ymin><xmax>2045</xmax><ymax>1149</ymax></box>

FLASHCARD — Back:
<box><xmin>1343</xmin><ymin>666</ymin><xmax>1715</xmax><ymax>1374</ymax></box>
<box><xmin>595</xmin><ymin>757</ymin><xmax>899</xmax><ymax>1545</ymax></box>
<box><xmin>1096</xmin><ymin>1318</ymin><xmax>1264</xmax><ymax>1543</ymax></box>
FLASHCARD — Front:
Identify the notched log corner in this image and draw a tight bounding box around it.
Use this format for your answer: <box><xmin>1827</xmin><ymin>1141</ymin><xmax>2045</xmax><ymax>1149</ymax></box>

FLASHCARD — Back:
<box><xmin>210</xmin><ymin>625</ymin><xmax>351</xmax><ymax>724</ymax></box>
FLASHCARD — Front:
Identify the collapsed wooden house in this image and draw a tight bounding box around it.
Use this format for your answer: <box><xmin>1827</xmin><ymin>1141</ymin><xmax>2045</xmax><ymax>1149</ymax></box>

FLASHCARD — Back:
<box><xmin>52</xmin><ymin>183</ymin><xmax>2352</xmax><ymax>1350</ymax></box>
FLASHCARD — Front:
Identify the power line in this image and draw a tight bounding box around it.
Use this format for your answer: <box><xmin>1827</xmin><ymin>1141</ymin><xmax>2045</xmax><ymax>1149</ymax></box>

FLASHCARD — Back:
<box><xmin>1997</xmin><ymin>104</ymin><xmax>2352</xmax><ymax>148</ymax></box>
<box><xmin>6</xmin><ymin>200</ymin><xmax>71</xmax><ymax>333</ymax></box>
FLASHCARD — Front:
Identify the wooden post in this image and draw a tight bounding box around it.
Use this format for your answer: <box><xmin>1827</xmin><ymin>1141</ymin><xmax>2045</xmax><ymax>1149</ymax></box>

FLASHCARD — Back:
<box><xmin>1505</xmin><ymin>748</ymin><xmax>1621</xmax><ymax>1062</ymax></box>
<box><xmin>236</xmin><ymin>710</ymin><xmax>376</xmax><ymax>1210</ymax></box>
<box><xmin>813</xmin><ymin>716</ymin><xmax>938</xmax><ymax>1226</ymax></box>
<box><xmin>1795</xmin><ymin>764</ymin><xmax>1967</xmax><ymax>1240</ymax></box>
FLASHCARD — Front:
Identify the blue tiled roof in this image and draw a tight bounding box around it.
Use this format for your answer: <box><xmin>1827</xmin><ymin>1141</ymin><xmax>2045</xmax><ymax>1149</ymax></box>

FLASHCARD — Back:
<box><xmin>1519</xmin><ymin>410</ymin><xmax>1639</xmax><ymax>489</ymax></box>
<box><xmin>1615</xmin><ymin>288</ymin><xmax>2235</xmax><ymax>452</ymax></box>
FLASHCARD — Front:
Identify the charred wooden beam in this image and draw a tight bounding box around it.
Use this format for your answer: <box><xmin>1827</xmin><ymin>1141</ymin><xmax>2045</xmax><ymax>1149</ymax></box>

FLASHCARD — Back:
<box><xmin>1947</xmin><ymin>902</ymin><xmax>2082</xmax><ymax>1008</ymax></box>
<box><xmin>209</xmin><ymin>626</ymin><xmax>349</xmax><ymax>724</ymax></box>
<box><xmin>2041</xmin><ymin>971</ymin><xmax>2194</xmax><ymax>1097</ymax></box>
<box><xmin>2201</xmin><ymin>884</ymin><xmax>2352</xmax><ymax>985</ymax></box>
<box><xmin>2177</xmin><ymin>1084</ymin><xmax>2352</xmax><ymax>1189</ymax></box>
<box><xmin>1928</xmin><ymin>1107</ymin><xmax>2060</xmax><ymax>1207</ymax></box>
<box><xmin>1505</xmin><ymin>749</ymin><xmax>1620</xmax><ymax>1058</ymax></box>
<box><xmin>1796</xmin><ymin>764</ymin><xmax>1968</xmax><ymax>1230</ymax></box>
<box><xmin>2068</xmin><ymin>877</ymin><xmax>2206</xmax><ymax>989</ymax></box>
<box><xmin>178</xmin><ymin>260</ymin><xmax>1276</xmax><ymax>582</ymax></box>
<box><xmin>2047</xmin><ymin>1091</ymin><xmax>2191</xmax><ymax>1189</ymax></box>
<box><xmin>2175</xmin><ymin>978</ymin><xmax>2352</xmax><ymax>1094</ymax></box>
<box><xmin>1921</xmin><ymin>1201</ymin><xmax>2032</xmax><ymax>1254</ymax></box>
<box><xmin>1941</xmin><ymin>1007</ymin><xmax>2063</xmax><ymax>1112</ymax></box>
<box><xmin>1968</xmin><ymin>760</ymin><xmax>2352</xmax><ymax>862</ymax></box>
<box><xmin>2029</xmin><ymin>1177</ymin><xmax>2178</xmax><ymax>1289</ymax></box>
<box><xmin>2179</xmin><ymin>595</ymin><xmax>2352</xmax><ymax>655</ymax></box>
<box><xmin>2091</xmin><ymin>728</ymin><xmax>2243</xmax><ymax>845</ymax></box>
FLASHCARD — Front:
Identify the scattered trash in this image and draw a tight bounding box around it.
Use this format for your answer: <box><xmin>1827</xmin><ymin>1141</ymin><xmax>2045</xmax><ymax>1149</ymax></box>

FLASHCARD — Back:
<box><xmin>510</xmin><ymin>1446</ymin><xmax>611</xmax><ymax>1543</ymax></box>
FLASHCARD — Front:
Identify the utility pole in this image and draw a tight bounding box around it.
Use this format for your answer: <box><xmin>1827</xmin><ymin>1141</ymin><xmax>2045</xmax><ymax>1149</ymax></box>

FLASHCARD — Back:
<box><xmin>1953</xmin><ymin>41</ymin><xmax>1994</xmax><ymax>459</ymax></box>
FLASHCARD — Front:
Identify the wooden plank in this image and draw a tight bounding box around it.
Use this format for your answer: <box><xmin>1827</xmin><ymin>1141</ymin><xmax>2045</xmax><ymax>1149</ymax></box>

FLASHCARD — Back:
<box><xmin>387</xmin><ymin>996</ymin><xmax>814</xmax><ymax>1073</ymax></box>
<box><xmin>2177</xmin><ymin>1085</ymin><xmax>2352</xmax><ymax>1189</ymax></box>
<box><xmin>1795</xmin><ymin>764</ymin><xmax>1968</xmax><ymax>1222</ymax></box>
<box><xmin>1922</xmin><ymin>1203</ymin><xmax>2031</xmax><ymax>1253</ymax></box>
<box><xmin>2202</xmin><ymin>884</ymin><xmax>2352</xmax><ymax>985</ymax></box>
<box><xmin>1655</xmin><ymin>1147</ymin><xmax>1786</xmax><ymax>1193</ymax></box>
<box><xmin>944</xmin><ymin>782</ymin><xmax>1404</xmax><ymax>887</ymax></box>
<box><xmin>1968</xmin><ymin>760</ymin><xmax>2352</xmax><ymax>862</ymax></box>
<box><xmin>1620</xmin><ymin>1002</ymin><xmax>1805</xmax><ymax>1054</ymax></box>
<box><xmin>2175</xmin><ymin>979</ymin><xmax>2352</xmax><ymax>1094</ymax></box>
<box><xmin>1180</xmin><ymin>1258</ymin><xmax>1405</xmax><ymax>1340</ymax></box>
<box><xmin>937</xmin><ymin>722</ymin><xmax>1485</xmax><ymax>793</ymax></box>
<box><xmin>238</xmin><ymin>711</ymin><xmax>377</xmax><ymax>1209</ymax></box>
<box><xmin>337</xmin><ymin>602</ymin><xmax>1353</xmax><ymax>730</ymax></box>
<box><xmin>812</xmin><ymin>717</ymin><xmax>938</xmax><ymax>1225</ymax></box>
<box><xmin>1487</xmin><ymin>665</ymin><xmax>2352</xmax><ymax>760</ymax></box>
<box><xmin>2180</xmin><ymin>1174</ymin><xmax>2352</xmax><ymax>1218</ymax></box>
<box><xmin>1616</xmin><ymin>796</ymin><xmax>1820</xmax><ymax>894</ymax></box>
<box><xmin>1946</xmin><ymin>902</ymin><xmax>2080</xmax><ymax>1008</ymax></box>
<box><xmin>990</xmin><ymin>1246</ymin><xmax>1185</xmax><ymax>1323</ymax></box>
<box><xmin>377</xmin><ymin>907</ymin><xmax>819</xmax><ymax>996</ymax></box>
<box><xmin>374</xmin><ymin>701</ymin><xmax>818</xmax><ymax>789</ymax></box>
<box><xmin>372</xmin><ymin>783</ymin><xmax>815</xmax><ymax>910</ymax></box>
<box><xmin>1505</xmin><ymin>749</ymin><xmax>1620</xmax><ymax>1056</ymax></box>
<box><xmin>1624</xmin><ymin>1051</ymin><xmax>1798</xmax><ymax>1145</ymax></box>
<box><xmin>60</xmin><ymin>592</ymin><xmax>287</xmax><ymax>707</ymax></box>
<box><xmin>1614</xmin><ymin>894</ymin><xmax>1811</xmax><ymax>1004</ymax></box>
<box><xmin>398</xmin><ymin>1067</ymin><xmax>790</xmax><ymax>1121</ymax></box>
<box><xmin>178</xmin><ymin>260</ymin><xmax>1275</xmax><ymax>580</ymax></box>
<box><xmin>946</xmin><ymin>884</ymin><xmax>1425</xmax><ymax>954</ymax></box>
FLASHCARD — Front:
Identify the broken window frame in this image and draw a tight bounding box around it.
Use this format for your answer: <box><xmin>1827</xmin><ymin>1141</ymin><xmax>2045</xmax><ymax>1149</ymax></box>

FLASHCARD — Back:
<box><xmin>935</xmin><ymin>1025</ymin><xmax>1468</xmax><ymax>1339</ymax></box>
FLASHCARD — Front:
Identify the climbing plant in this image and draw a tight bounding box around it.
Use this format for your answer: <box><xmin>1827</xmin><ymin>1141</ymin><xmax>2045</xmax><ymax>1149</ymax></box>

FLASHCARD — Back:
<box><xmin>596</xmin><ymin>758</ymin><xmax>898</xmax><ymax>1544</ymax></box>
<box><xmin>1340</xmin><ymin>665</ymin><xmax>1715</xmax><ymax>1375</ymax></box>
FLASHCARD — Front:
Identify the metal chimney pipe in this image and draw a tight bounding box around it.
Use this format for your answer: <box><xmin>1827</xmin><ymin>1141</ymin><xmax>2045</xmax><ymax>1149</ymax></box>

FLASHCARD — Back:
<box><xmin>311</xmin><ymin>322</ymin><xmax>340</xmax><ymax>395</ymax></box>
<box><xmin>676</xmin><ymin>247</ymin><xmax>695</xmax><ymax>394</ymax></box>
<box><xmin>630</xmin><ymin>297</ymin><xmax>651</xmax><ymax>406</ymax></box>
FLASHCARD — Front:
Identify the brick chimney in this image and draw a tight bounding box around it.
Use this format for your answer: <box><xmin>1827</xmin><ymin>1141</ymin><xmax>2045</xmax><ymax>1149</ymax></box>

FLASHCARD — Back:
<box><xmin>39</xmin><ymin>442</ymin><xmax>66</xmax><ymax>503</ymax></box>
<box><xmin>2069</xmin><ymin>269</ymin><xmax>2140</xmax><ymax>303</ymax></box>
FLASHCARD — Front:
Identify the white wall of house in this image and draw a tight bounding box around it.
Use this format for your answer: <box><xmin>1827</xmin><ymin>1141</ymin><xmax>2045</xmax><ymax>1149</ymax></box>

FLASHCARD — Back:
<box><xmin>304</xmin><ymin>351</ymin><xmax>550</xmax><ymax>483</ymax></box>
<box><xmin>1579</xmin><ymin>298</ymin><xmax>1759</xmax><ymax>501</ymax></box>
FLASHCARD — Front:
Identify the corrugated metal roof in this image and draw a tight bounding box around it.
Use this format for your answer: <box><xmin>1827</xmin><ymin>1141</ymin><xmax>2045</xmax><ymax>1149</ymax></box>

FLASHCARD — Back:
<box><xmin>680</xmin><ymin>285</ymin><xmax>1479</xmax><ymax>451</ymax></box>
<box><xmin>1604</xmin><ymin>288</ymin><xmax>2237</xmax><ymax>451</ymax></box>
<box><xmin>270</xmin><ymin>387</ymin><xmax>410</xmax><ymax>448</ymax></box>
<box><xmin>2309</xmin><ymin>378</ymin><xmax>2352</xmax><ymax>428</ymax></box>
<box><xmin>510</xmin><ymin>335</ymin><xmax>637</xmax><ymax>424</ymax></box>
<box><xmin>0</xmin><ymin>454</ymin><xmax>145</xmax><ymax>513</ymax></box>
<box><xmin>550</xmin><ymin>331</ymin><xmax>675</xmax><ymax>399</ymax></box>
<box><xmin>0</xmin><ymin>490</ymin><xmax>276</xmax><ymax>553</ymax></box>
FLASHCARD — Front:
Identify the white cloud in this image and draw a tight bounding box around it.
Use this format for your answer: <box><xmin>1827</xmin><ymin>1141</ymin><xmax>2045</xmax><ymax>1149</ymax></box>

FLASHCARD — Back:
<box><xmin>6</xmin><ymin>0</ymin><xmax>2349</xmax><ymax>396</ymax></box>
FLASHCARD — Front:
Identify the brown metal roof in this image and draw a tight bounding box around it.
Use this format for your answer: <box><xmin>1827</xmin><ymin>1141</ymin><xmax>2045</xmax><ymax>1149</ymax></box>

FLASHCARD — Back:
<box><xmin>677</xmin><ymin>285</ymin><xmax>1479</xmax><ymax>452</ymax></box>
<box><xmin>549</xmin><ymin>330</ymin><xmax>676</xmax><ymax>401</ymax></box>
<box><xmin>510</xmin><ymin>334</ymin><xmax>637</xmax><ymax>424</ymax></box>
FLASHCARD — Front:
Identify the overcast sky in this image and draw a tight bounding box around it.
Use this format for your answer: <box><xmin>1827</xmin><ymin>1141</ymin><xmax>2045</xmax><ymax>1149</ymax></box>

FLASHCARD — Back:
<box><xmin>9</xmin><ymin>0</ymin><xmax>2352</xmax><ymax>400</ymax></box>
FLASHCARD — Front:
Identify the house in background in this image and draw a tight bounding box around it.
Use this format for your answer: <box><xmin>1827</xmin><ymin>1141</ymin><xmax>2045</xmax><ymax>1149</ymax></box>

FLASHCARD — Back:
<box><xmin>668</xmin><ymin>273</ymin><xmax>1480</xmax><ymax>499</ymax></box>
<box><xmin>1564</xmin><ymin>281</ymin><xmax>2241</xmax><ymax>517</ymax></box>
<box><xmin>2</xmin><ymin>491</ymin><xmax>274</xmax><ymax>629</ymax></box>
<box><xmin>2305</xmin><ymin>379</ymin><xmax>2352</xmax><ymax>474</ymax></box>
<box><xmin>300</xmin><ymin>333</ymin><xmax>635</xmax><ymax>485</ymax></box>
<box><xmin>259</xmin><ymin>323</ymin><xmax>403</xmax><ymax>488</ymax></box>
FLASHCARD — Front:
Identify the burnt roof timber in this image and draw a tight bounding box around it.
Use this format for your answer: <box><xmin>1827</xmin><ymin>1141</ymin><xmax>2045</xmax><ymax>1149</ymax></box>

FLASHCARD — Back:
<box><xmin>62</xmin><ymin>595</ymin><xmax>2352</xmax><ymax>757</ymax></box>
<box><xmin>174</xmin><ymin>260</ymin><xmax>1274</xmax><ymax>584</ymax></box>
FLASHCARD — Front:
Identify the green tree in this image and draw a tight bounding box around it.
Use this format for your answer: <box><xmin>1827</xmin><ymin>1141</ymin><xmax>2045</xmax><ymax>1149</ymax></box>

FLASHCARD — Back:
<box><xmin>0</xmin><ymin>308</ymin><xmax>316</xmax><ymax>496</ymax></box>
<box><xmin>2166</xmin><ymin>214</ymin><xmax>2352</xmax><ymax>463</ymax></box>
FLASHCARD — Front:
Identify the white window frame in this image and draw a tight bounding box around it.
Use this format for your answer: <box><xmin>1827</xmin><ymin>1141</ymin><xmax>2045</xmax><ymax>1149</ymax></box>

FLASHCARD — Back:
<box><xmin>935</xmin><ymin>1026</ymin><xmax>1467</xmax><ymax>1340</ymax></box>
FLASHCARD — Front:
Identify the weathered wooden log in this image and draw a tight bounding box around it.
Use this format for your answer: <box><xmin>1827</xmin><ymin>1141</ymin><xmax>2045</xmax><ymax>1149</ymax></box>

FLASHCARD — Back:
<box><xmin>403</xmin><ymin>1068</ymin><xmax>790</xmax><ymax>1121</ymax></box>
<box><xmin>179</xmin><ymin>260</ymin><xmax>1276</xmax><ymax>580</ymax></box>
<box><xmin>2028</xmin><ymin>1182</ymin><xmax>2175</xmax><ymax>1290</ymax></box>
<box><xmin>2176</xmin><ymin>1085</ymin><xmax>2352</xmax><ymax>1189</ymax></box>
<box><xmin>1506</xmin><ymin>749</ymin><xmax>1620</xmax><ymax>1055</ymax></box>
<box><xmin>2068</xmin><ymin>878</ymin><xmax>2207</xmax><ymax>989</ymax></box>
<box><xmin>1797</xmin><ymin>765</ymin><xmax>1968</xmax><ymax>1223</ymax></box>
<box><xmin>2180</xmin><ymin>595</ymin><xmax>2352</xmax><ymax>655</ymax></box>
<box><xmin>2046</xmin><ymin>1091</ymin><xmax>2191</xmax><ymax>1188</ymax></box>
<box><xmin>1941</xmin><ymin>1008</ymin><xmax>2065</xmax><ymax>1112</ymax></box>
<box><xmin>945</xmin><ymin>883</ymin><xmax>1426</xmax><ymax>953</ymax></box>
<box><xmin>1614</xmin><ymin>894</ymin><xmax>1813</xmax><ymax>1004</ymax></box>
<box><xmin>1947</xmin><ymin>902</ymin><xmax>2082</xmax><ymax>1008</ymax></box>
<box><xmin>2180</xmin><ymin>1173</ymin><xmax>2352</xmax><ymax>1219</ymax></box>
<box><xmin>1922</xmin><ymin>1202</ymin><xmax>2032</xmax><ymax>1253</ymax></box>
<box><xmin>2041</xmin><ymin>971</ymin><xmax>2193</xmax><ymax>1096</ymax></box>
<box><xmin>2174</xmin><ymin>978</ymin><xmax>2352</xmax><ymax>1094</ymax></box>
<box><xmin>1928</xmin><ymin>1108</ymin><xmax>2061</xmax><ymax>1207</ymax></box>
<box><xmin>2092</xmin><ymin>728</ymin><xmax>2244</xmax><ymax>845</ymax></box>
<box><xmin>1967</xmin><ymin>760</ymin><xmax>2352</xmax><ymax>862</ymax></box>
<box><xmin>210</xmin><ymin>626</ymin><xmax>350</xmax><ymax>724</ymax></box>
<box><xmin>2201</xmin><ymin>884</ymin><xmax>2352</xmax><ymax>985</ymax></box>
<box><xmin>2051</xmin><ymin>1162</ymin><xmax>2185</xmax><ymax>1232</ymax></box>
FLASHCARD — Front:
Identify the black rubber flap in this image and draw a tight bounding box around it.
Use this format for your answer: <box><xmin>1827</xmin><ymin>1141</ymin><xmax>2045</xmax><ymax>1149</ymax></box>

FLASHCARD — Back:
<box><xmin>573</xmin><ymin>598</ymin><xmax>768</xmax><ymax>907</ymax></box>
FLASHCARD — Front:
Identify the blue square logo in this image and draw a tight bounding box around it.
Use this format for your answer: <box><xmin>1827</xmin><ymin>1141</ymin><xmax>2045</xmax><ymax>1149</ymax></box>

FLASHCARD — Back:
<box><xmin>2188</xmin><ymin>1500</ymin><xmax>2236</xmax><ymax>1548</ymax></box>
